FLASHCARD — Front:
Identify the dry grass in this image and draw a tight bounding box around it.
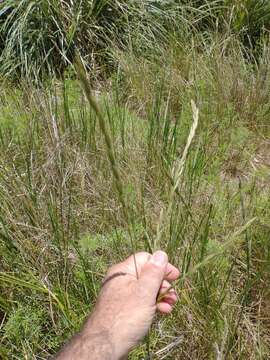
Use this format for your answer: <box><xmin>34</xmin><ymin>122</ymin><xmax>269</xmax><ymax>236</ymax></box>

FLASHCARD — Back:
<box><xmin>0</xmin><ymin>35</ymin><xmax>270</xmax><ymax>359</ymax></box>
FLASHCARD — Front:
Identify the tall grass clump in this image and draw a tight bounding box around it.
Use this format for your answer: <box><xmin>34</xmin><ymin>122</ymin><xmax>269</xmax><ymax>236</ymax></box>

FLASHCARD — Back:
<box><xmin>0</xmin><ymin>0</ymin><xmax>173</xmax><ymax>79</ymax></box>
<box><xmin>1</xmin><ymin>31</ymin><xmax>270</xmax><ymax>358</ymax></box>
<box><xmin>0</xmin><ymin>0</ymin><xmax>140</xmax><ymax>79</ymax></box>
<box><xmin>0</xmin><ymin>1</ymin><xmax>270</xmax><ymax>359</ymax></box>
<box><xmin>1</xmin><ymin>0</ymin><xmax>269</xmax><ymax>80</ymax></box>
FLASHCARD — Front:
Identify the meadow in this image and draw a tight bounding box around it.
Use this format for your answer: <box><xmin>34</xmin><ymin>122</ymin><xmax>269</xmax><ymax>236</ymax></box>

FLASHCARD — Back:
<box><xmin>0</xmin><ymin>1</ymin><xmax>270</xmax><ymax>359</ymax></box>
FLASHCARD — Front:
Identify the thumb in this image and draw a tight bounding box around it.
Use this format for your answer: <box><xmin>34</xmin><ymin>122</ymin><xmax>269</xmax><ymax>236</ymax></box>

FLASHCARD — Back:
<box><xmin>138</xmin><ymin>251</ymin><xmax>168</xmax><ymax>303</ymax></box>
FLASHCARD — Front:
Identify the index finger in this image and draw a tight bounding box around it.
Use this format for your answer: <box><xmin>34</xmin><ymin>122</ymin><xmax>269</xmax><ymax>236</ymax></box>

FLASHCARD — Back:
<box><xmin>165</xmin><ymin>263</ymin><xmax>180</xmax><ymax>282</ymax></box>
<box><xmin>120</xmin><ymin>252</ymin><xmax>180</xmax><ymax>281</ymax></box>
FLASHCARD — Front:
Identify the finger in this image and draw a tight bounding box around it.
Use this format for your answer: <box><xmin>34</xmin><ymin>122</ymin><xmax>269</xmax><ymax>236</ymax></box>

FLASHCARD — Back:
<box><xmin>157</xmin><ymin>301</ymin><xmax>173</xmax><ymax>314</ymax></box>
<box><xmin>159</xmin><ymin>293</ymin><xmax>178</xmax><ymax>306</ymax></box>
<box><xmin>165</xmin><ymin>263</ymin><xmax>180</xmax><ymax>282</ymax></box>
<box><xmin>138</xmin><ymin>251</ymin><xmax>168</xmax><ymax>303</ymax></box>
<box><xmin>116</xmin><ymin>252</ymin><xmax>180</xmax><ymax>282</ymax></box>
<box><xmin>157</xmin><ymin>280</ymin><xmax>177</xmax><ymax>314</ymax></box>
<box><xmin>105</xmin><ymin>252</ymin><xmax>150</xmax><ymax>279</ymax></box>
<box><xmin>158</xmin><ymin>280</ymin><xmax>178</xmax><ymax>304</ymax></box>
<box><xmin>157</xmin><ymin>288</ymin><xmax>177</xmax><ymax>314</ymax></box>
<box><xmin>121</xmin><ymin>252</ymin><xmax>151</xmax><ymax>276</ymax></box>
<box><xmin>159</xmin><ymin>280</ymin><xmax>177</xmax><ymax>296</ymax></box>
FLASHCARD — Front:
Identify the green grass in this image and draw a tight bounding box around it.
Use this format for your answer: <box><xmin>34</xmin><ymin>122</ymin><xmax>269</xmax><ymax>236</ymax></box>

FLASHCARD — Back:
<box><xmin>1</xmin><ymin>0</ymin><xmax>270</xmax><ymax>80</ymax></box>
<box><xmin>0</xmin><ymin>19</ymin><xmax>270</xmax><ymax>360</ymax></box>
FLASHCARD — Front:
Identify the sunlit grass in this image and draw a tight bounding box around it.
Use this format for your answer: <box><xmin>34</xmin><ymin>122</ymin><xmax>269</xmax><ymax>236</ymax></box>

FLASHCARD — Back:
<box><xmin>0</xmin><ymin>16</ymin><xmax>270</xmax><ymax>360</ymax></box>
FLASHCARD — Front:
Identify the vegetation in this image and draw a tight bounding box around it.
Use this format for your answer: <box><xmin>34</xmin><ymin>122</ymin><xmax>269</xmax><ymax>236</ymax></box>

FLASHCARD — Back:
<box><xmin>1</xmin><ymin>0</ymin><xmax>270</xmax><ymax>79</ymax></box>
<box><xmin>0</xmin><ymin>1</ymin><xmax>270</xmax><ymax>359</ymax></box>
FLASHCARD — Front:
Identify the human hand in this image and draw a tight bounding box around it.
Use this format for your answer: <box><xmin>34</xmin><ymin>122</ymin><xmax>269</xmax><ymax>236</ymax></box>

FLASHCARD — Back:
<box><xmin>55</xmin><ymin>251</ymin><xmax>180</xmax><ymax>360</ymax></box>
<box><xmin>86</xmin><ymin>251</ymin><xmax>180</xmax><ymax>358</ymax></box>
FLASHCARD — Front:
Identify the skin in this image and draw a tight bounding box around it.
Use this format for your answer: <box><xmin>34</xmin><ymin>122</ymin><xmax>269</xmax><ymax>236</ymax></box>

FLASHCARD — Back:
<box><xmin>55</xmin><ymin>251</ymin><xmax>180</xmax><ymax>360</ymax></box>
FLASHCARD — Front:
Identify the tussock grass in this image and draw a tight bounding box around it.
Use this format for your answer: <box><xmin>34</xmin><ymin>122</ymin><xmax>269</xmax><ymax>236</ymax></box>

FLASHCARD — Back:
<box><xmin>0</xmin><ymin>0</ymin><xmax>269</xmax><ymax>80</ymax></box>
<box><xmin>0</xmin><ymin>6</ymin><xmax>270</xmax><ymax>359</ymax></box>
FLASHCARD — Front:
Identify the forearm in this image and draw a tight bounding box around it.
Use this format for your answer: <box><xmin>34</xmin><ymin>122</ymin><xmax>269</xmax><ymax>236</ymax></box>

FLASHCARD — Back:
<box><xmin>55</xmin><ymin>296</ymin><xmax>129</xmax><ymax>360</ymax></box>
<box><xmin>54</xmin><ymin>327</ymin><xmax>115</xmax><ymax>360</ymax></box>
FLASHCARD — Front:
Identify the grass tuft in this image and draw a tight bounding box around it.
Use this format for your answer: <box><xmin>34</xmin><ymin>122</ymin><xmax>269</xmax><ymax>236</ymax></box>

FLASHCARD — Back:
<box><xmin>0</xmin><ymin>2</ymin><xmax>270</xmax><ymax>359</ymax></box>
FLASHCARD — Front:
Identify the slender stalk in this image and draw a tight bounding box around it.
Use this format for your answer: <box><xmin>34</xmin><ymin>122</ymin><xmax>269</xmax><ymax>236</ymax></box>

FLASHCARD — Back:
<box><xmin>75</xmin><ymin>55</ymin><xmax>139</xmax><ymax>277</ymax></box>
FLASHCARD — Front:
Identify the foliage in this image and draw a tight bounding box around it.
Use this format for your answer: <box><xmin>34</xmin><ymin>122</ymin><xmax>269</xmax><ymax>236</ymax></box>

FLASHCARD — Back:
<box><xmin>0</xmin><ymin>34</ymin><xmax>270</xmax><ymax>357</ymax></box>
<box><xmin>0</xmin><ymin>0</ymin><xmax>269</xmax><ymax>79</ymax></box>
<box><xmin>0</xmin><ymin>0</ymin><xmax>270</xmax><ymax>358</ymax></box>
<box><xmin>0</xmin><ymin>0</ymin><xmax>136</xmax><ymax>78</ymax></box>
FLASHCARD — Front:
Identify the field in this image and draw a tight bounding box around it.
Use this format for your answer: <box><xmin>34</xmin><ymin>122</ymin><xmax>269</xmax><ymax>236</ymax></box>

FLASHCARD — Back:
<box><xmin>0</xmin><ymin>1</ymin><xmax>270</xmax><ymax>359</ymax></box>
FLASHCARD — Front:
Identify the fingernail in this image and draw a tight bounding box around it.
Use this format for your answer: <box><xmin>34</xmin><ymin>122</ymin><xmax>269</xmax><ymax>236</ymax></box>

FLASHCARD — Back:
<box><xmin>150</xmin><ymin>251</ymin><xmax>168</xmax><ymax>266</ymax></box>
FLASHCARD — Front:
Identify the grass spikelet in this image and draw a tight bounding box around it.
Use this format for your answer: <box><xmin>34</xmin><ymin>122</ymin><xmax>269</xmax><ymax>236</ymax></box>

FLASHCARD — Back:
<box><xmin>155</xmin><ymin>100</ymin><xmax>199</xmax><ymax>249</ymax></box>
